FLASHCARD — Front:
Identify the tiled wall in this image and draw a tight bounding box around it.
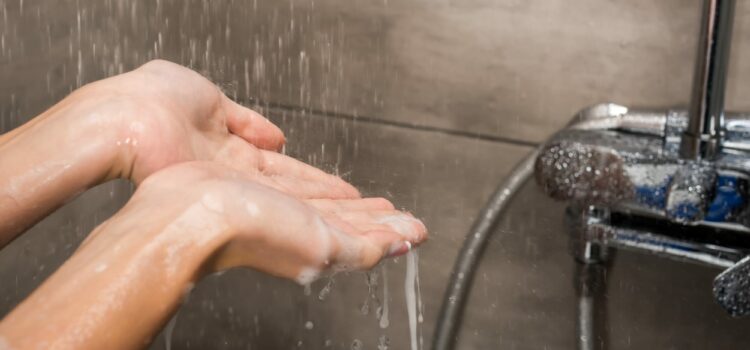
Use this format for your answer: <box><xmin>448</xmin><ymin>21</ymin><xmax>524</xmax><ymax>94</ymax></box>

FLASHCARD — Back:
<box><xmin>6</xmin><ymin>1</ymin><xmax>750</xmax><ymax>142</ymax></box>
<box><xmin>3</xmin><ymin>1</ymin><xmax>750</xmax><ymax>349</ymax></box>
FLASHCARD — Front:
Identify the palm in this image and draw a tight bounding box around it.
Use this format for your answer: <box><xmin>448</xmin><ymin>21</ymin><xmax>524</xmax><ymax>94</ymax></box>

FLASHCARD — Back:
<box><xmin>85</xmin><ymin>60</ymin><xmax>285</xmax><ymax>183</ymax></box>
<box><xmin>133</xmin><ymin>162</ymin><xmax>426</xmax><ymax>283</ymax></box>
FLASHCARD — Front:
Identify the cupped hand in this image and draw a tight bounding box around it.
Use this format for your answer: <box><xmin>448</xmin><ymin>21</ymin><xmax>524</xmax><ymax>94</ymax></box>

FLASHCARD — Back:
<box><xmin>71</xmin><ymin>59</ymin><xmax>285</xmax><ymax>183</ymax></box>
<box><xmin>0</xmin><ymin>161</ymin><xmax>427</xmax><ymax>349</ymax></box>
<box><xmin>101</xmin><ymin>161</ymin><xmax>428</xmax><ymax>284</ymax></box>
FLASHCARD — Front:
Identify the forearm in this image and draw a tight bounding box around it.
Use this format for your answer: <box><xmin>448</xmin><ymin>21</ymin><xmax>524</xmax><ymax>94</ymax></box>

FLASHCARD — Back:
<box><xmin>0</xmin><ymin>201</ymin><xmax>227</xmax><ymax>349</ymax></box>
<box><xmin>0</xmin><ymin>92</ymin><xmax>124</xmax><ymax>246</ymax></box>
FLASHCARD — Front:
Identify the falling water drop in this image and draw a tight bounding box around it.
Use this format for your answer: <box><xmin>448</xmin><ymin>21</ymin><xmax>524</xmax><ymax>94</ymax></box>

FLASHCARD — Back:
<box><xmin>318</xmin><ymin>277</ymin><xmax>334</xmax><ymax>301</ymax></box>
<box><xmin>164</xmin><ymin>314</ymin><xmax>177</xmax><ymax>350</ymax></box>
<box><xmin>405</xmin><ymin>251</ymin><xmax>422</xmax><ymax>350</ymax></box>
<box><xmin>378</xmin><ymin>335</ymin><xmax>390</xmax><ymax>350</ymax></box>
<box><xmin>360</xmin><ymin>299</ymin><xmax>370</xmax><ymax>315</ymax></box>
<box><xmin>379</xmin><ymin>265</ymin><xmax>390</xmax><ymax>328</ymax></box>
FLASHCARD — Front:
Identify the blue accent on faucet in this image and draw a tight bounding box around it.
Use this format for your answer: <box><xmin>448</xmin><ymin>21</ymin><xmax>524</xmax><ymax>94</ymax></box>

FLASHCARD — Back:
<box><xmin>705</xmin><ymin>175</ymin><xmax>745</xmax><ymax>222</ymax></box>
<box><xmin>634</xmin><ymin>182</ymin><xmax>669</xmax><ymax>209</ymax></box>
<box><xmin>632</xmin><ymin>174</ymin><xmax>744</xmax><ymax>223</ymax></box>
<box><xmin>669</xmin><ymin>203</ymin><xmax>702</xmax><ymax>221</ymax></box>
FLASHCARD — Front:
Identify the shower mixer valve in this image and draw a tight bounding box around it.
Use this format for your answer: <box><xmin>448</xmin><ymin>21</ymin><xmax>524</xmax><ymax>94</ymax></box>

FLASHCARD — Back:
<box><xmin>535</xmin><ymin>103</ymin><xmax>750</xmax><ymax>317</ymax></box>
<box><xmin>537</xmin><ymin>105</ymin><xmax>750</xmax><ymax>225</ymax></box>
<box><xmin>533</xmin><ymin>0</ymin><xmax>750</xmax><ymax>326</ymax></box>
<box><xmin>435</xmin><ymin>2</ymin><xmax>745</xmax><ymax>350</ymax></box>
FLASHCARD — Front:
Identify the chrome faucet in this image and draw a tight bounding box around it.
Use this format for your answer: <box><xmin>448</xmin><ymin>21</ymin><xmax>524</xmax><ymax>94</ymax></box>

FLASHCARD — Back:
<box><xmin>534</xmin><ymin>0</ymin><xmax>750</xmax><ymax>348</ymax></box>
<box><xmin>681</xmin><ymin>0</ymin><xmax>735</xmax><ymax>161</ymax></box>
<box><xmin>433</xmin><ymin>1</ymin><xmax>747</xmax><ymax>349</ymax></box>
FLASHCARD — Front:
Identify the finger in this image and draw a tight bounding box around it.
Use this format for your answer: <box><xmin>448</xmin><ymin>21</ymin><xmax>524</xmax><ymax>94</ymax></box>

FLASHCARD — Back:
<box><xmin>222</xmin><ymin>94</ymin><xmax>285</xmax><ymax>151</ymax></box>
<box><xmin>259</xmin><ymin>151</ymin><xmax>360</xmax><ymax>198</ymax></box>
<box><xmin>215</xmin><ymin>142</ymin><xmax>359</xmax><ymax>199</ymax></box>
<box><xmin>306</xmin><ymin>198</ymin><xmax>395</xmax><ymax>214</ymax></box>
<box><xmin>267</xmin><ymin>175</ymin><xmax>360</xmax><ymax>200</ymax></box>
<box><xmin>336</xmin><ymin>210</ymin><xmax>427</xmax><ymax>243</ymax></box>
<box><xmin>362</xmin><ymin>230</ymin><xmax>414</xmax><ymax>259</ymax></box>
<box><xmin>213</xmin><ymin>136</ymin><xmax>264</xmax><ymax>173</ymax></box>
<box><xmin>212</xmin><ymin>136</ymin><xmax>356</xmax><ymax>201</ymax></box>
<box><xmin>347</xmin><ymin>230</ymin><xmax>410</xmax><ymax>270</ymax></box>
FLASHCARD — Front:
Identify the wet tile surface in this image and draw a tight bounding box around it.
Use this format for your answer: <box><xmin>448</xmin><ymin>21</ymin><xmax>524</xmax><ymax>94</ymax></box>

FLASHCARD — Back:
<box><xmin>3</xmin><ymin>0</ymin><xmax>750</xmax><ymax>349</ymax></box>
<box><xmin>6</xmin><ymin>0</ymin><xmax>750</xmax><ymax>144</ymax></box>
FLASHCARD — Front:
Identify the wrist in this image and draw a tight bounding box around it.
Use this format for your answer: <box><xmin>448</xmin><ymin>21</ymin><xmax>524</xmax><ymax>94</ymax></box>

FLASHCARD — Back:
<box><xmin>61</xmin><ymin>88</ymin><xmax>140</xmax><ymax>182</ymax></box>
<box><xmin>0</xmin><ymin>93</ymin><xmax>125</xmax><ymax>241</ymax></box>
<box><xmin>93</xmin><ymin>190</ymin><xmax>237</xmax><ymax>282</ymax></box>
<box><xmin>0</xmin><ymin>194</ymin><xmax>233</xmax><ymax>349</ymax></box>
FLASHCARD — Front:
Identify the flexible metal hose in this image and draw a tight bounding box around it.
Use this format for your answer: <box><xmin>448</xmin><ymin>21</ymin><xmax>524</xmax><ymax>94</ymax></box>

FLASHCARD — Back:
<box><xmin>430</xmin><ymin>104</ymin><xmax>642</xmax><ymax>349</ymax></box>
<box><xmin>432</xmin><ymin>148</ymin><xmax>540</xmax><ymax>350</ymax></box>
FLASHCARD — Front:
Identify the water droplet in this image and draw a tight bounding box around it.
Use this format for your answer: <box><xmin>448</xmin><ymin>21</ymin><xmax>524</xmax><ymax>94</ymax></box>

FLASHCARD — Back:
<box><xmin>378</xmin><ymin>335</ymin><xmax>390</xmax><ymax>350</ymax></box>
<box><xmin>318</xmin><ymin>277</ymin><xmax>334</xmax><ymax>301</ymax></box>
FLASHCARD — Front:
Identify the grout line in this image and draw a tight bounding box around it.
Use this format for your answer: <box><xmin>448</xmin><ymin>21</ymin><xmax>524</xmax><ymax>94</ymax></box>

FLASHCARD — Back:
<box><xmin>240</xmin><ymin>98</ymin><xmax>539</xmax><ymax>148</ymax></box>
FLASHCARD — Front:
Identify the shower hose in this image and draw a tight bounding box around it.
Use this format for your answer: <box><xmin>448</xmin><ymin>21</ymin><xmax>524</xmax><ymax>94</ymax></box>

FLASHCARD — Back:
<box><xmin>432</xmin><ymin>106</ymin><xmax>638</xmax><ymax>348</ymax></box>
<box><xmin>432</xmin><ymin>148</ymin><xmax>540</xmax><ymax>350</ymax></box>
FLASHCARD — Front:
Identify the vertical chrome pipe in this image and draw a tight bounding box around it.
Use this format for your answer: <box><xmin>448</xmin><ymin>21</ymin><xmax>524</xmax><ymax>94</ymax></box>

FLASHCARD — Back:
<box><xmin>680</xmin><ymin>0</ymin><xmax>736</xmax><ymax>160</ymax></box>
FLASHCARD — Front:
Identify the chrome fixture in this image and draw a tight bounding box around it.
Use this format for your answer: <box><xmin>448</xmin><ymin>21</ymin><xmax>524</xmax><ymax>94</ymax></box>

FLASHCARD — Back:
<box><xmin>534</xmin><ymin>0</ymin><xmax>750</xmax><ymax>349</ymax></box>
<box><xmin>435</xmin><ymin>1</ymin><xmax>747</xmax><ymax>350</ymax></box>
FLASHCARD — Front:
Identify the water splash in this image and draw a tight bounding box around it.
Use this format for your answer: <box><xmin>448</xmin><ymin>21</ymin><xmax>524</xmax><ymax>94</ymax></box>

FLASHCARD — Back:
<box><xmin>379</xmin><ymin>264</ymin><xmax>390</xmax><ymax>328</ymax></box>
<box><xmin>405</xmin><ymin>251</ymin><xmax>422</xmax><ymax>350</ymax></box>
<box><xmin>164</xmin><ymin>313</ymin><xmax>178</xmax><ymax>350</ymax></box>
<box><xmin>378</xmin><ymin>335</ymin><xmax>390</xmax><ymax>350</ymax></box>
<box><xmin>414</xmin><ymin>252</ymin><xmax>425</xmax><ymax>348</ymax></box>
<box><xmin>318</xmin><ymin>277</ymin><xmax>334</xmax><ymax>301</ymax></box>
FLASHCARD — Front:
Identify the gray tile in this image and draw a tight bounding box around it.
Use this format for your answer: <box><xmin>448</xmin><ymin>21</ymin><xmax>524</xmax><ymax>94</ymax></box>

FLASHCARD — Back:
<box><xmin>245</xmin><ymin>0</ymin><xmax>750</xmax><ymax>143</ymax></box>
<box><xmin>7</xmin><ymin>0</ymin><xmax>750</xmax><ymax>144</ymax></box>
<box><xmin>3</xmin><ymin>1</ymin><xmax>750</xmax><ymax>349</ymax></box>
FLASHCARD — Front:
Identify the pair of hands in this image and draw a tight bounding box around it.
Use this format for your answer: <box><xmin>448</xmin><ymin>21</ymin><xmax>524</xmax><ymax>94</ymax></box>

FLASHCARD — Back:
<box><xmin>0</xmin><ymin>60</ymin><xmax>427</xmax><ymax>349</ymax></box>
<box><xmin>8</xmin><ymin>59</ymin><xmax>426</xmax><ymax>283</ymax></box>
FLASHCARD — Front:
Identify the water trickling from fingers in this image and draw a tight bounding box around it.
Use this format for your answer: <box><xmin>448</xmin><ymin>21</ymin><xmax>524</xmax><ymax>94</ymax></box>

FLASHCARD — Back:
<box><xmin>405</xmin><ymin>251</ymin><xmax>422</xmax><ymax>350</ymax></box>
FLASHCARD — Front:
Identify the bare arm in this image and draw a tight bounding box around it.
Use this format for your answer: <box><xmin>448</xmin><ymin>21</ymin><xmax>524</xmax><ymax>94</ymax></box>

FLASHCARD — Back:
<box><xmin>0</xmin><ymin>93</ymin><xmax>124</xmax><ymax>246</ymax></box>
<box><xmin>0</xmin><ymin>196</ymin><xmax>217</xmax><ymax>349</ymax></box>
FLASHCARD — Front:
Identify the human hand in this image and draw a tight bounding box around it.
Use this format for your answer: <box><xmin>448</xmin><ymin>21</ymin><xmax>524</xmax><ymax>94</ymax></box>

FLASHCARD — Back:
<box><xmin>0</xmin><ymin>161</ymin><xmax>427</xmax><ymax>349</ymax></box>
<box><xmin>73</xmin><ymin>59</ymin><xmax>285</xmax><ymax>183</ymax></box>
<box><xmin>96</xmin><ymin>161</ymin><xmax>427</xmax><ymax>283</ymax></box>
<box><xmin>0</xmin><ymin>59</ymin><xmax>292</xmax><ymax>241</ymax></box>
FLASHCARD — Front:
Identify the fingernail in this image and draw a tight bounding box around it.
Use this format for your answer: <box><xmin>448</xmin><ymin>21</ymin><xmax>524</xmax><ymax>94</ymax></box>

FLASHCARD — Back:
<box><xmin>387</xmin><ymin>241</ymin><xmax>412</xmax><ymax>258</ymax></box>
